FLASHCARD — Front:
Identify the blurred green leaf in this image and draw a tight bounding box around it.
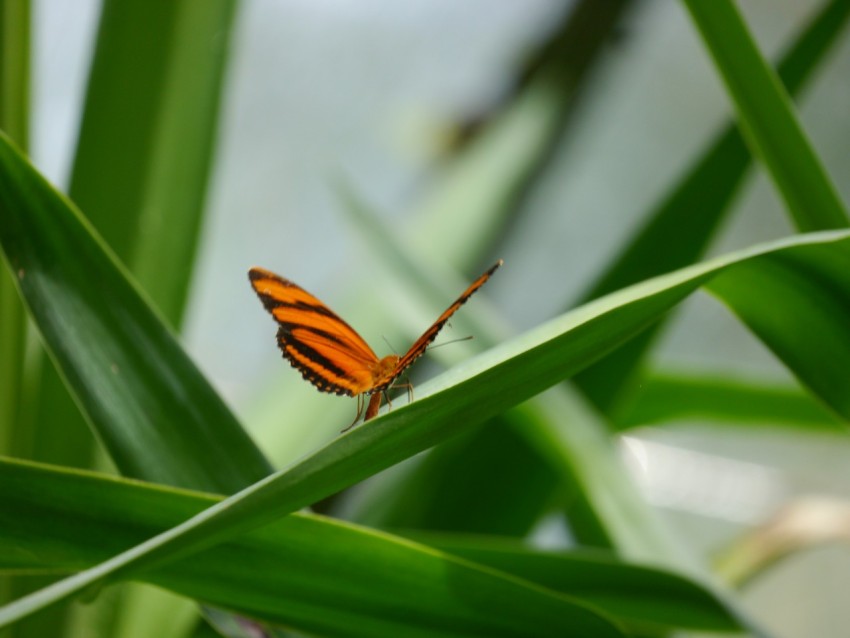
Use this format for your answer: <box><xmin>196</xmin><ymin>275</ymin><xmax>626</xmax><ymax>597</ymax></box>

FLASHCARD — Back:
<box><xmin>411</xmin><ymin>533</ymin><xmax>740</xmax><ymax>633</ymax></box>
<box><xmin>17</xmin><ymin>0</ymin><xmax>240</xmax><ymax>485</ymax></box>
<box><xmin>22</xmin><ymin>0</ymin><xmax>240</xmax><ymax>479</ymax></box>
<box><xmin>616</xmin><ymin>370</ymin><xmax>843</xmax><ymax>430</ymax></box>
<box><xmin>70</xmin><ymin>0</ymin><xmax>236</xmax><ymax>323</ymax></box>
<box><xmin>26</xmin><ymin>0</ymin><xmax>241</xmax><ymax>468</ymax></box>
<box><xmin>358</xmin><ymin>420</ymin><xmax>562</xmax><ymax>536</ymax></box>
<box><xmin>410</xmin><ymin>0</ymin><xmax>631</xmax><ymax>270</ymax></box>
<box><xmin>683</xmin><ymin>0</ymin><xmax>848</xmax><ymax>232</ymax></box>
<box><xmin>0</xmin><ymin>4</ymin><xmax>71</xmax><ymax>638</ymax></box>
<box><xmin>47</xmin><ymin>5</ymin><xmax>240</xmax><ymax>634</ymax></box>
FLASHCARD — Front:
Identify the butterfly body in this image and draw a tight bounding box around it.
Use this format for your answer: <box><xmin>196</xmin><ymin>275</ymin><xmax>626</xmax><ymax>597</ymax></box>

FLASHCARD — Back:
<box><xmin>249</xmin><ymin>260</ymin><xmax>502</xmax><ymax>422</ymax></box>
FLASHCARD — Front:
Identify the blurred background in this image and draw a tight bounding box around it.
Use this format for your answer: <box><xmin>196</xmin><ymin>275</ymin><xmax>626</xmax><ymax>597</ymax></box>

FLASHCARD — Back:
<box><xmin>25</xmin><ymin>0</ymin><xmax>850</xmax><ymax>636</ymax></box>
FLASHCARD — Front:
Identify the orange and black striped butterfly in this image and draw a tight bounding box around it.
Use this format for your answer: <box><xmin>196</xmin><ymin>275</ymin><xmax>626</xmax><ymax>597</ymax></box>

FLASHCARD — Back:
<box><xmin>249</xmin><ymin>260</ymin><xmax>502</xmax><ymax>428</ymax></box>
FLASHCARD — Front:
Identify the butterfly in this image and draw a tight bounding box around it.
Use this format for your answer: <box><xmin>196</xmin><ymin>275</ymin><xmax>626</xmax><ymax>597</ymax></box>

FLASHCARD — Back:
<box><xmin>249</xmin><ymin>259</ymin><xmax>502</xmax><ymax>428</ymax></box>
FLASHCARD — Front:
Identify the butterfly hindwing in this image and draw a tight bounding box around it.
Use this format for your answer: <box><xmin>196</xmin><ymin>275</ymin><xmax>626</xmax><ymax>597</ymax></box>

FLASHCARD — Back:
<box><xmin>282</xmin><ymin>326</ymin><xmax>377</xmax><ymax>395</ymax></box>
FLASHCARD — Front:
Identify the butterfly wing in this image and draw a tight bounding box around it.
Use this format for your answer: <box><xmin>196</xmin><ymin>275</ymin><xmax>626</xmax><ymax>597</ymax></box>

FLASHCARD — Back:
<box><xmin>249</xmin><ymin>267</ymin><xmax>380</xmax><ymax>396</ymax></box>
<box><xmin>372</xmin><ymin>259</ymin><xmax>503</xmax><ymax>392</ymax></box>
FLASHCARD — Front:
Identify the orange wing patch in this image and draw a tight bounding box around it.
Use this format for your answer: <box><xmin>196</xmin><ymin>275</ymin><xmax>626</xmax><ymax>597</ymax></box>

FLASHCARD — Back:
<box><xmin>249</xmin><ymin>260</ymin><xmax>502</xmax><ymax>426</ymax></box>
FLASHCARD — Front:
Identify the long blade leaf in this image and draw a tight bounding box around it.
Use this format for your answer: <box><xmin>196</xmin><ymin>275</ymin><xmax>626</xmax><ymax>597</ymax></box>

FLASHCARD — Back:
<box><xmin>2</xmin><ymin>227</ymin><xmax>848</xmax><ymax>626</ymax></box>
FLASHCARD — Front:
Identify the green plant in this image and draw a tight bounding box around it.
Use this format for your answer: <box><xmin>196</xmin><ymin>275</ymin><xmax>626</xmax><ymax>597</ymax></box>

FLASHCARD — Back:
<box><xmin>1</xmin><ymin>1</ymin><xmax>848</xmax><ymax>637</ymax></box>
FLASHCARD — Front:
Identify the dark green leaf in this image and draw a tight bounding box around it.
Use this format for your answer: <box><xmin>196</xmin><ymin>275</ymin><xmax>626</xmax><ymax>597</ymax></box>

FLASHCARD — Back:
<box><xmin>708</xmin><ymin>243</ymin><xmax>850</xmax><ymax>419</ymax></box>
<box><xmin>0</xmin><ymin>132</ymin><xmax>272</xmax><ymax>493</ymax></box>
<box><xmin>0</xmin><ymin>458</ymin><xmax>626</xmax><ymax>638</ymax></box>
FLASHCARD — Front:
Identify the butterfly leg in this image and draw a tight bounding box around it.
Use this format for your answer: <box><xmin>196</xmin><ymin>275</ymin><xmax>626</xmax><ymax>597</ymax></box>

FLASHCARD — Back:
<box><xmin>391</xmin><ymin>378</ymin><xmax>413</xmax><ymax>403</ymax></box>
<box><xmin>342</xmin><ymin>394</ymin><xmax>366</xmax><ymax>432</ymax></box>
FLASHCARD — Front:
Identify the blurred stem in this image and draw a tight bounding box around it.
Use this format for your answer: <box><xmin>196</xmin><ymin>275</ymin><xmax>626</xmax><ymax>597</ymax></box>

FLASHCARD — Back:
<box><xmin>0</xmin><ymin>0</ymin><xmax>30</xmax><ymax>449</ymax></box>
<box><xmin>413</xmin><ymin>0</ymin><xmax>634</xmax><ymax>272</ymax></box>
<box><xmin>715</xmin><ymin>497</ymin><xmax>850</xmax><ymax>588</ymax></box>
<box><xmin>2</xmin><ymin>4</ymin><xmax>88</xmax><ymax>635</ymax></box>
<box><xmin>0</xmin><ymin>2</ymin><xmax>32</xmax><ymax>632</ymax></box>
<box><xmin>0</xmin><ymin>0</ymin><xmax>31</xmax><ymax>589</ymax></box>
<box><xmin>0</xmin><ymin>0</ymin><xmax>28</xmax><ymax>148</ymax></box>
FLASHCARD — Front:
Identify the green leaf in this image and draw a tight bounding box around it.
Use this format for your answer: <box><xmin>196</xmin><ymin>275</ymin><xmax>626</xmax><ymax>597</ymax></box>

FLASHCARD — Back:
<box><xmin>25</xmin><ymin>0</ymin><xmax>240</xmax><ymax>475</ymax></box>
<box><xmin>2</xmin><ymin>226</ymin><xmax>848</xmax><ymax>627</ymax></box>
<box><xmin>0</xmin><ymin>7</ymin><xmax>74</xmax><ymax>637</ymax></box>
<box><xmin>0</xmin><ymin>457</ymin><xmax>627</xmax><ymax>638</ymax></box>
<box><xmin>0</xmin><ymin>132</ymin><xmax>272</xmax><ymax>493</ymax></box>
<box><xmin>682</xmin><ymin>0</ymin><xmax>849</xmax><ymax>232</ymax></box>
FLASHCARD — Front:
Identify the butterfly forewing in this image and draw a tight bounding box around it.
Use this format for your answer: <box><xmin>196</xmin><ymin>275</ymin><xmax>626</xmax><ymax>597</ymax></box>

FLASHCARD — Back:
<box><xmin>249</xmin><ymin>267</ymin><xmax>380</xmax><ymax>395</ymax></box>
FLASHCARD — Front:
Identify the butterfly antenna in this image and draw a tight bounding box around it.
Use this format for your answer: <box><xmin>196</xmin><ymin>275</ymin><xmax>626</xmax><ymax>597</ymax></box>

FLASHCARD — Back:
<box><xmin>427</xmin><ymin>335</ymin><xmax>474</xmax><ymax>351</ymax></box>
<box><xmin>382</xmin><ymin>335</ymin><xmax>399</xmax><ymax>354</ymax></box>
